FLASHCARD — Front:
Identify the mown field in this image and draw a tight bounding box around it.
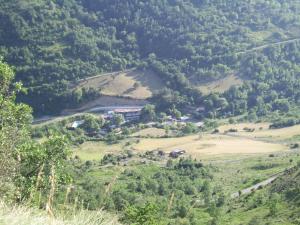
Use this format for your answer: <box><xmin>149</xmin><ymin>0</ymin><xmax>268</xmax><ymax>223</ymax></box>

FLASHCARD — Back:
<box><xmin>194</xmin><ymin>74</ymin><xmax>244</xmax><ymax>94</ymax></box>
<box><xmin>218</xmin><ymin>122</ymin><xmax>271</xmax><ymax>133</ymax></box>
<box><xmin>131</xmin><ymin>127</ymin><xmax>167</xmax><ymax>138</ymax></box>
<box><xmin>130</xmin><ymin>134</ymin><xmax>286</xmax><ymax>157</ymax></box>
<box><xmin>72</xmin><ymin>134</ymin><xmax>287</xmax><ymax>161</ymax></box>
<box><xmin>74</xmin><ymin>69</ymin><xmax>164</xmax><ymax>99</ymax></box>
<box><xmin>73</xmin><ymin>141</ymin><xmax>124</xmax><ymax>161</ymax></box>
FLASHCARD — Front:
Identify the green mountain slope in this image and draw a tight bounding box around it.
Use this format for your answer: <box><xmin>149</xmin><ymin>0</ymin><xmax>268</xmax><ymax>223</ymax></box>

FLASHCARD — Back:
<box><xmin>1</xmin><ymin>0</ymin><xmax>300</xmax><ymax>115</ymax></box>
<box><xmin>225</xmin><ymin>165</ymin><xmax>300</xmax><ymax>225</ymax></box>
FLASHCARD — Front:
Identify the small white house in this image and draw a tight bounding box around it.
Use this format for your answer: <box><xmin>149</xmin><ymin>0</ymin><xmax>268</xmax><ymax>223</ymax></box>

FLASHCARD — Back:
<box><xmin>195</xmin><ymin>122</ymin><xmax>204</xmax><ymax>128</ymax></box>
<box><xmin>71</xmin><ymin>120</ymin><xmax>85</xmax><ymax>129</ymax></box>
<box><xmin>114</xmin><ymin>108</ymin><xmax>142</xmax><ymax>121</ymax></box>
<box><xmin>180</xmin><ymin>116</ymin><xmax>190</xmax><ymax>122</ymax></box>
<box><xmin>169</xmin><ymin>149</ymin><xmax>186</xmax><ymax>158</ymax></box>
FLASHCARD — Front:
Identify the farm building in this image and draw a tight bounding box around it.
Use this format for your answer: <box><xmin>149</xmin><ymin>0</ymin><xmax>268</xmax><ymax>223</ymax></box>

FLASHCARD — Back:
<box><xmin>180</xmin><ymin>116</ymin><xmax>190</xmax><ymax>122</ymax></box>
<box><xmin>70</xmin><ymin>120</ymin><xmax>85</xmax><ymax>129</ymax></box>
<box><xmin>195</xmin><ymin>121</ymin><xmax>204</xmax><ymax>128</ymax></box>
<box><xmin>114</xmin><ymin>108</ymin><xmax>142</xmax><ymax>121</ymax></box>
<box><xmin>169</xmin><ymin>149</ymin><xmax>186</xmax><ymax>158</ymax></box>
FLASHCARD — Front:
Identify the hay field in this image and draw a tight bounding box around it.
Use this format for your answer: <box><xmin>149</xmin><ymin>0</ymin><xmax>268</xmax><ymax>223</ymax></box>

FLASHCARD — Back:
<box><xmin>72</xmin><ymin>124</ymin><xmax>295</xmax><ymax>161</ymax></box>
<box><xmin>218</xmin><ymin>123</ymin><xmax>270</xmax><ymax>133</ymax></box>
<box><xmin>73</xmin><ymin>141</ymin><xmax>123</xmax><ymax>161</ymax></box>
<box><xmin>131</xmin><ymin>134</ymin><xmax>286</xmax><ymax>158</ymax></box>
<box><xmin>195</xmin><ymin>74</ymin><xmax>243</xmax><ymax>94</ymax></box>
<box><xmin>219</xmin><ymin>123</ymin><xmax>300</xmax><ymax>141</ymax></box>
<box><xmin>238</xmin><ymin>124</ymin><xmax>300</xmax><ymax>140</ymax></box>
<box><xmin>131</xmin><ymin>128</ymin><xmax>166</xmax><ymax>137</ymax></box>
<box><xmin>76</xmin><ymin>69</ymin><xmax>164</xmax><ymax>99</ymax></box>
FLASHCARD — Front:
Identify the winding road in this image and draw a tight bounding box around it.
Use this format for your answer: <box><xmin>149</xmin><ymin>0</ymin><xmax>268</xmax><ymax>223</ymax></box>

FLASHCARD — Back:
<box><xmin>236</xmin><ymin>38</ymin><xmax>300</xmax><ymax>55</ymax></box>
<box><xmin>32</xmin><ymin>105</ymin><xmax>144</xmax><ymax>125</ymax></box>
<box><xmin>230</xmin><ymin>169</ymin><xmax>288</xmax><ymax>198</ymax></box>
<box><xmin>231</xmin><ymin>175</ymin><xmax>279</xmax><ymax>198</ymax></box>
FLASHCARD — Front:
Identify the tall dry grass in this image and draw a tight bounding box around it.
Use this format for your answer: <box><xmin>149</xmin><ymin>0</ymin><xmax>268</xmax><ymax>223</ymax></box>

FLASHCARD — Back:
<box><xmin>0</xmin><ymin>201</ymin><xmax>121</xmax><ymax>225</ymax></box>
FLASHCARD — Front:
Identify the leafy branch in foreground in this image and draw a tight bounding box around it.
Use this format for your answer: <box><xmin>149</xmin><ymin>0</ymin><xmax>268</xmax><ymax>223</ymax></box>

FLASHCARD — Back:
<box><xmin>0</xmin><ymin>58</ymin><xmax>32</xmax><ymax>200</ymax></box>
<box><xmin>0</xmin><ymin>59</ymin><xmax>71</xmax><ymax>212</ymax></box>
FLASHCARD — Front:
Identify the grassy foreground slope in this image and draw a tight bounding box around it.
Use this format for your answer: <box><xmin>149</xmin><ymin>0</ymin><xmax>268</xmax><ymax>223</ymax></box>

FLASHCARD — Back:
<box><xmin>0</xmin><ymin>201</ymin><xmax>121</xmax><ymax>225</ymax></box>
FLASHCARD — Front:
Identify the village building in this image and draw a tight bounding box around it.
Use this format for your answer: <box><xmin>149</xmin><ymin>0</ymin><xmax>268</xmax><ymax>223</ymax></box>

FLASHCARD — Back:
<box><xmin>114</xmin><ymin>108</ymin><xmax>142</xmax><ymax>121</ymax></box>
<box><xmin>99</xmin><ymin>128</ymin><xmax>108</xmax><ymax>136</ymax></box>
<box><xmin>145</xmin><ymin>122</ymin><xmax>156</xmax><ymax>127</ymax></box>
<box><xmin>195</xmin><ymin>121</ymin><xmax>204</xmax><ymax>128</ymax></box>
<box><xmin>169</xmin><ymin>149</ymin><xmax>186</xmax><ymax>158</ymax></box>
<box><xmin>196</xmin><ymin>106</ymin><xmax>206</xmax><ymax>112</ymax></box>
<box><xmin>179</xmin><ymin>116</ymin><xmax>190</xmax><ymax>122</ymax></box>
<box><xmin>68</xmin><ymin>120</ymin><xmax>85</xmax><ymax>130</ymax></box>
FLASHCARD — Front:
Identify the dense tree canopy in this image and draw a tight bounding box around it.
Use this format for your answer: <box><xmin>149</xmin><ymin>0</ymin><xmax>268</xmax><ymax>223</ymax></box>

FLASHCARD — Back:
<box><xmin>1</xmin><ymin>0</ymin><xmax>300</xmax><ymax>116</ymax></box>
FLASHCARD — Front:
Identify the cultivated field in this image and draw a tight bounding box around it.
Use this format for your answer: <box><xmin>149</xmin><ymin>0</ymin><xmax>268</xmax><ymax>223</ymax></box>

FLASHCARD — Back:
<box><xmin>75</xmin><ymin>69</ymin><xmax>164</xmax><ymax>99</ymax></box>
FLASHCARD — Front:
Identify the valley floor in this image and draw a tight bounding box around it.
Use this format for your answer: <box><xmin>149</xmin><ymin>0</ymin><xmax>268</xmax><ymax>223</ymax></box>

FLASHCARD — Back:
<box><xmin>72</xmin><ymin>121</ymin><xmax>300</xmax><ymax>195</ymax></box>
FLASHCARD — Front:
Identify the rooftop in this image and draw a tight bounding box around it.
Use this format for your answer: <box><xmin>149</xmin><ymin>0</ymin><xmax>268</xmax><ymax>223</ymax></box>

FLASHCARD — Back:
<box><xmin>114</xmin><ymin>108</ymin><xmax>142</xmax><ymax>113</ymax></box>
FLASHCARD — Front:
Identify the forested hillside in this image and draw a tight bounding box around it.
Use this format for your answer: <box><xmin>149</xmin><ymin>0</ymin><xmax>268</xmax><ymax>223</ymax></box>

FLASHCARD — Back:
<box><xmin>1</xmin><ymin>0</ymin><xmax>300</xmax><ymax>116</ymax></box>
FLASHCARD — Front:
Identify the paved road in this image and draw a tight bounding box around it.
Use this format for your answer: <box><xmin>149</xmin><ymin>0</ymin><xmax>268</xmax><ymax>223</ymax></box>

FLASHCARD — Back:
<box><xmin>32</xmin><ymin>105</ymin><xmax>144</xmax><ymax>124</ymax></box>
<box><xmin>236</xmin><ymin>38</ymin><xmax>300</xmax><ymax>55</ymax></box>
<box><xmin>87</xmin><ymin>105</ymin><xmax>143</xmax><ymax>113</ymax></box>
<box><xmin>231</xmin><ymin>176</ymin><xmax>279</xmax><ymax>198</ymax></box>
<box><xmin>230</xmin><ymin>169</ymin><xmax>291</xmax><ymax>199</ymax></box>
